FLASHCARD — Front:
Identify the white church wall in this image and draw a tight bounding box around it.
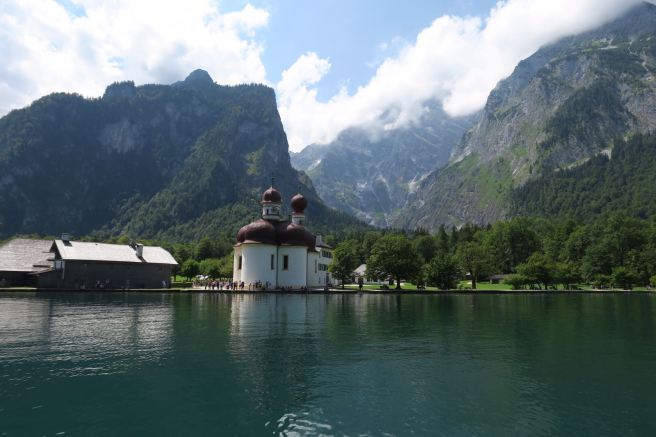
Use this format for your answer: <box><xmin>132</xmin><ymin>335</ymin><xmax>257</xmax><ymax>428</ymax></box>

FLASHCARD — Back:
<box><xmin>240</xmin><ymin>244</ymin><xmax>277</xmax><ymax>288</ymax></box>
<box><xmin>277</xmin><ymin>246</ymin><xmax>307</xmax><ymax>288</ymax></box>
<box><xmin>319</xmin><ymin>249</ymin><xmax>334</xmax><ymax>286</ymax></box>
<box><xmin>307</xmin><ymin>251</ymin><xmax>320</xmax><ymax>287</ymax></box>
<box><xmin>306</xmin><ymin>248</ymin><xmax>334</xmax><ymax>287</ymax></box>
<box><xmin>233</xmin><ymin>246</ymin><xmax>242</xmax><ymax>282</ymax></box>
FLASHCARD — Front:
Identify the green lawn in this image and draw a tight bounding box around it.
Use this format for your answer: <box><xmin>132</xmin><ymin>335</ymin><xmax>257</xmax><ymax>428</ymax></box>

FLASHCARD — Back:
<box><xmin>341</xmin><ymin>281</ymin><xmax>655</xmax><ymax>292</ymax></box>
<box><xmin>342</xmin><ymin>282</ymin><xmax>442</xmax><ymax>291</ymax></box>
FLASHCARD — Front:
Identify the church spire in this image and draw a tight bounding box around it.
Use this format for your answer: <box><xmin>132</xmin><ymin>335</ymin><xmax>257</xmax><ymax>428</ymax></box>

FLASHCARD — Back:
<box><xmin>290</xmin><ymin>189</ymin><xmax>308</xmax><ymax>226</ymax></box>
<box><xmin>261</xmin><ymin>182</ymin><xmax>282</xmax><ymax>221</ymax></box>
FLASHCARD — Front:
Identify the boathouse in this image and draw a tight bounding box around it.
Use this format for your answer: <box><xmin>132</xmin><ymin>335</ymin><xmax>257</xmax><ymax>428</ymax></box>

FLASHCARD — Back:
<box><xmin>0</xmin><ymin>237</ymin><xmax>177</xmax><ymax>289</ymax></box>
<box><xmin>0</xmin><ymin>239</ymin><xmax>54</xmax><ymax>287</ymax></box>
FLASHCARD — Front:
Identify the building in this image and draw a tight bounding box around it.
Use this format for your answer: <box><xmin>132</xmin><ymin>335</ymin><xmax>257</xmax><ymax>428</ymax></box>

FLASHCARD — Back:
<box><xmin>0</xmin><ymin>239</ymin><xmax>54</xmax><ymax>287</ymax></box>
<box><xmin>233</xmin><ymin>185</ymin><xmax>333</xmax><ymax>290</ymax></box>
<box><xmin>0</xmin><ymin>236</ymin><xmax>177</xmax><ymax>289</ymax></box>
<box><xmin>489</xmin><ymin>274</ymin><xmax>509</xmax><ymax>285</ymax></box>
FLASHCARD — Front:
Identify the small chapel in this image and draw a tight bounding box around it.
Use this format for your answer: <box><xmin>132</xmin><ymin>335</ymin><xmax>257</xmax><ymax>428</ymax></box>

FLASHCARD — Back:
<box><xmin>233</xmin><ymin>184</ymin><xmax>334</xmax><ymax>290</ymax></box>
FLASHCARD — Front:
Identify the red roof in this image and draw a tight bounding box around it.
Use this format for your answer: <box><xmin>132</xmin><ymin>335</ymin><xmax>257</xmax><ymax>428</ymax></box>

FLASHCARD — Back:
<box><xmin>262</xmin><ymin>186</ymin><xmax>282</xmax><ymax>203</ymax></box>
<box><xmin>290</xmin><ymin>193</ymin><xmax>307</xmax><ymax>213</ymax></box>
<box><xmin>236</xmin><ymin>219</ymin><xmax>316</xmax><ymax>250</ymax></box>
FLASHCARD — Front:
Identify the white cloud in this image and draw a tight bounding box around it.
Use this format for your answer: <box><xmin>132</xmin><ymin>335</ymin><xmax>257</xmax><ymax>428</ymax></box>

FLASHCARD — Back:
<box><xmin>278</xmin><ymin>0</ymin><xmax>643</xmax><ymax>151</ymax></box>
<box><xmin>0</xmin><ymin>0</ymin><xmax>269</xmax><ymax>115</ymax></box>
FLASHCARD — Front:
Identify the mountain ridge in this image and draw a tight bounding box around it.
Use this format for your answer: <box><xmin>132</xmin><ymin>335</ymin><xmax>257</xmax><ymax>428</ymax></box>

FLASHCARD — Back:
<box><xmin>0</xmin><ymin>70</ymin><xmax>367</xmax><ymax>242</ymax></box>
<box><xmin>291</xmin><ymin>102</ymin><xmax>476</xmax><ymax>226</ymax></box>
<box><xmin>396</xmin><ymin>2</ymin><xmax>656</xmax><ymax>231</ymax></box>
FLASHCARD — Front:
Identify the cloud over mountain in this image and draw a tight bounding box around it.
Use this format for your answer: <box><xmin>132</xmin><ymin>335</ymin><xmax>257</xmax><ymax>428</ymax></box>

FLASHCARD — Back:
<box><xmin>0</xmin><ymin>0</ymin><xmax>268</xmax><ymax>115</ymax></box>
<box><xmin>277</xmin><ymin>0</ymin><xmax>643</xmax><ymax>151</ymax></box>
<box><xmin>0</xmin><ymin>0</ymin><xmax>649</xmax><ymax>153</ymax></box>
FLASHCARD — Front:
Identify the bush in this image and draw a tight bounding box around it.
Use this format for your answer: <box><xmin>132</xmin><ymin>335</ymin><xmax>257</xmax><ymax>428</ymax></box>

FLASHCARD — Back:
<box><xmin>504</xmin><ymin>274</ymin><xmax>529</xmax><ymax>290</ymax></box>
<box><xmin>425</xmin><ymin>254</ymin><xmax>461</xmax><ymax>290</ymax></box>
<box><xmin>592</xmin><ymin>274</ymin><xmax>612</xmax><ymax>289</ymax></box>
<box><xmin>611</xmin><ymin>266</ymin><xmax>637</xmax><ymax>290</ymax></box>
<box><xmin>651</xmin><ymin>275</ymin><xmax>656</xmax><ymax>288</ymax></box>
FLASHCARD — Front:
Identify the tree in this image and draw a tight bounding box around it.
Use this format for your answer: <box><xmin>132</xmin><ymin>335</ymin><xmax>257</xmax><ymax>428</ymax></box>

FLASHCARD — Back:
<box><xmin>425</xmin><ymin>254</ymin><xmax>460</xmax><ymax>290</ymax></box>
<box><xmin>181</xmin><ymin>259</ymin><xmax>200</xmax><ymax>281</ymax></box>
<box><xmin>504</xmin><ymin>274</ymin><xmax>529</xmax><ymax>290</ymax></box>
<box><xmin>516</xmin><ymin>253</ymin><xmax>554</xmax><ymax>289</ymax></box>
<box><xmin>611</xmin><ymin>266</ymin><xmax>638</xmax><ymax>290</ymax></box>
<box><xmin>580</xmin><ymin>239</ymin><xmax>614</xmax><ymax>282</ymax></box>
<box><xmin>361</xmin><ymin>231</ymin><xmax>382</xmax><ymax>259</ymax></box>
<box><xmin>172</xmin><ymin>243</ymin><xmax>194</xmax><ymax>270</ymax></box>
<box><xmin>485</xmin><ymin>219</ymin><xmax>542</xmax><ymax>273</ymax></box>
<box><xmin>329</xmin><ymin>240</ymin><xmax>361</xmax><ymax>289</ymax></box>
<box><xmin>436</xmin><ymin>224</ymin><xmax>449</xmax><ymax>254</ymax></box>
<box><xmin>456</xmin><ymin>240</ymin><xmax>492</xmax><ymax>289</ymax></box>
<box><xmin>367</xmin><ymin>234</ymin><xmax>422</xmax><ymax>289</ymax></box>
<box><xmin>413</xmin><ymin>235</ymin><xmax>438</xmax><ymax>263</ymax></box>
<box><xmin>218</xmin><ymin>254</ymin><xmax>234</xmax><ymax>279</ymax></box>
<box><xmin>196</xmin><ymin>237</ymin><xmax>215</xmax><ymax>260</ymax></box>
<box><xmin>199</xmin><ymin>258</ymin><xmax>222</xmax><ymax>279</ymax></box>
<box><xmin>553</xmin><ymin>262</ymin><xmax>581</xmax><ymax>290</ymax></box>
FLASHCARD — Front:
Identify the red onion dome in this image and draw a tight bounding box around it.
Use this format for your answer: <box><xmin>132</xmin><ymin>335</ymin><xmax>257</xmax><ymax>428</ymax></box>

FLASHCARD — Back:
<box><xmin>262</xmin><ymin>186</ymin><xmax>282</xmax><ymax>203</ymax></box>
<box><xmin>290</xmin><ymin>193</ymin><xmax>308</xmax><ymax>213</ymax></box>
<box><xmin>281</xmin><ymin>223</ymin><xmax>316</xmax><ymax>249</ymax></box>
<box><xmin>237</xmin><ymin>219</ymin><xmax>277</xmax><ymax>245</ymax></box>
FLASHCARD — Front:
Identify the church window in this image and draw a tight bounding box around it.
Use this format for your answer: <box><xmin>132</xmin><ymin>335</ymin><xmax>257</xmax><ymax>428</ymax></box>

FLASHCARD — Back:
<box><xmin>238</xmin><ymin>256</ymin><xmax>242</xmax><ymax>270</ymax></box>
<box><xmin>283</xmin><ymin>255</ymin><xmax>289</xmax><ymax>270</ymax></box>
<box><xmin>315</xmin><ymin>260</ymin><xmax>317</xmax><ymax>273</ymax></box>
<box><xmin>271</xmin><ymin>254</ymin><xmax>275</xmax><ymax>270</ymax></box>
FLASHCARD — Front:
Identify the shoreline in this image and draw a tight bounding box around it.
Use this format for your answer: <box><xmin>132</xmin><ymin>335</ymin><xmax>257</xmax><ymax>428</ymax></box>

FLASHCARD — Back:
<box><xmin>1</xmin><ymin>287</ymin><xmax>654</xmax><ymax>295</ymax></box>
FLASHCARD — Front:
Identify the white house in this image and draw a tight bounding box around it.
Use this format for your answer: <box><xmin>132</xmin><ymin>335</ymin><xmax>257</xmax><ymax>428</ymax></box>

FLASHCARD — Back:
<box><xmin>233</xmin><ymin>184</ymin><xmax>333</xmax><ymax>290</ymax></box>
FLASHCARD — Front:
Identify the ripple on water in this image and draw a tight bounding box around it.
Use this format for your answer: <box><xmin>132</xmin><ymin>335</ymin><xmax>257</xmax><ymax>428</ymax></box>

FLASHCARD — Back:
<box><xmin>1</xmin><ymin>292</ymin><xmax>656</xmax><ymax>436</ymax></box>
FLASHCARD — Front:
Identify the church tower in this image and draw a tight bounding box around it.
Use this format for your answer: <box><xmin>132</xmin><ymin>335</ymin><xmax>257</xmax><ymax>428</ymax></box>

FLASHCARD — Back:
<box><xmin>290</xmin><ymin>192</ymin><xmax>307</xmax><ymax>226</ymax></box>
<box><xmin>261</xmin><ymin>181</ymin><xmax>282</xmax><ymax>221</ymax></box>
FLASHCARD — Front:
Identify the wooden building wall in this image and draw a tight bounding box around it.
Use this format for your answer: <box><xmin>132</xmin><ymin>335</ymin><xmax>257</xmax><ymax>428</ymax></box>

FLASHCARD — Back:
<box><xmin>0</xmin><ymin>271</ymin><xmax>34</xmax><ymax>287</ymax></box>
<box><xmin>36</xmin><ymin>261</ymin><xmax>173</xmax><ymax>289</ymax></box>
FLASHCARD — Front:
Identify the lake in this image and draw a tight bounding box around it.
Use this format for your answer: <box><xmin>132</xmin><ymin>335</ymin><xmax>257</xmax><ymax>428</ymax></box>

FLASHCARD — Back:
<box><xmin>1</xmin><ymin>292</ymin><xmax>655</xmax><ymax>436</ymax></box>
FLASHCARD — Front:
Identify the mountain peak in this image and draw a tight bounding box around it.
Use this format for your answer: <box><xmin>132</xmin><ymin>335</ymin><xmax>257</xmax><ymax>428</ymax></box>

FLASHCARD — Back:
<box><xmin>103</xmin><ymin>81</ymin><xmax>136</xmax><ymax>99</ymax></box>
<box><xmin>184</xmin><ymin>69</ymin><xmax>214</xmax><ymax>85</ymax></box>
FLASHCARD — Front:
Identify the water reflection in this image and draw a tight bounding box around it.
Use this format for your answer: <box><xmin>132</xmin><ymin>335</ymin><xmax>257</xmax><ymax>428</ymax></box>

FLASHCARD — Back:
<box><xmin>0</xmin><ymin>292</ymin><xmax>655</xmax><ymax>436</ymax></box>
<box><xmin>0</xmin><ymin>292</ymin><xmax>173</xmax><ymax>378</ymax></box>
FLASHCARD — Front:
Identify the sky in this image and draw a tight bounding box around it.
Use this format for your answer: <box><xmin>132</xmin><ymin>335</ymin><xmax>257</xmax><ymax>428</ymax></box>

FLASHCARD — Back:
<box><xmin>0</xmin><ymin>0</ymin><xmax>648</xmax><ymax>151</ymax></box>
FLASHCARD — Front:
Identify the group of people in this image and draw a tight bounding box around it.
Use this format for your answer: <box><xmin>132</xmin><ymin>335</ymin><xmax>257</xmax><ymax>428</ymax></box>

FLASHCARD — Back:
<box><xmin>201</xmin><ymin>280</ymin><xmax>240</xmax><ymax>290</ymax></box>
<box><xmin>197</xmin><ymin>279</ymin><xmax>313</xmax><ymax>292</ymax></box>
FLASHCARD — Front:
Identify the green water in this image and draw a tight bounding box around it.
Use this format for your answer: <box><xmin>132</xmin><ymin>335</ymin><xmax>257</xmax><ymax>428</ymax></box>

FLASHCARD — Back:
<box><xmin>1</xmin><ymin>292</ymin><xmax>655</xmax><ymax>436</ymax></box>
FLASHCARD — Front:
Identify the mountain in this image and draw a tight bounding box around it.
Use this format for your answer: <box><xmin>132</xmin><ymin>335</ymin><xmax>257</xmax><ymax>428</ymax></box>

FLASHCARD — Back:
<box><xmin>397</xmin><ymin>2</ymin><xmax>656</xmax><ymax>231</ymax></box>
<box><xmin>291</xmin><ymin>102</ymin><xmax>475</xmax><ymax>226</ymax></box>
<box><xmin>0</xmin><ymin>70</ymin><xmax>367</xmax><ymax>242</ymax></box>
<box><xmin>511</xmin><ymin>133</ymin><xmax>656</xmax><ymax>220</ymax></box>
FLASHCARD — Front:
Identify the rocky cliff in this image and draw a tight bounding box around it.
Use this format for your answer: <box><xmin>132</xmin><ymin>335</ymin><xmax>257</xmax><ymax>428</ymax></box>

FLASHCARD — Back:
<box><xmin>291</xmin><ymin>102</ymin><xmax>475</xmax><ymax>226</ymax></box>
<box><xmin>397</xmin><ymin>2</ymin><xmax>656</xmax><ymax>231</ymax></box>
<box><xmin>0</xmin><ymin>70</ymin><xmax>366</xmax><ymax>241</ymax></box>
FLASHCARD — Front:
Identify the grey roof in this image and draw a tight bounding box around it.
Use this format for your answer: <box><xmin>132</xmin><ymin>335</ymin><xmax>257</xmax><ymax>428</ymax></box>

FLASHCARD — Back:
<box><xmin>0</xmin><ymin>239</ymin><xmax>54</xmax><ymax>272</ymax></box>
<box><xmin>353</xmin><ymin>264</ymin><xmax>367</xmax><ymax>276</ymax></box>
<box><xmin>54</xmin><ymin>240</ymin><xmax>178</xmax><ymax>265</ymax></box>
<box><xmin>489</xmin><ymin>274</ymin><xmax>509</xmax><ymax>280</ymax></box>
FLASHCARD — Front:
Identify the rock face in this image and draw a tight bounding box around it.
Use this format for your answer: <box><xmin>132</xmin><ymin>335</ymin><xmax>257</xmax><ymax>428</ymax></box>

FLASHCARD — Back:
<box><xmin>0</xmin><ymin>70</ymin><xmax>365</xmax><ymax>241</ymax></box>
<box><xmin>291</xmin><ymin>102</ymin><xmax>475</xmax><ymax>227</ymax></box>
<box><xmin>397</xmin><ymin>2</ymin><xmax>656</xmax><ymax>231</ymax></box>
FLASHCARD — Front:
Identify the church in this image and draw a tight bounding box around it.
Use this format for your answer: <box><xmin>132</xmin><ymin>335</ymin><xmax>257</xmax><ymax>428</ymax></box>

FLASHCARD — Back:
<box><xmin>233</xmin><ymin>184</ymin><xmax>333</xmax><ymax>290</ymax></box>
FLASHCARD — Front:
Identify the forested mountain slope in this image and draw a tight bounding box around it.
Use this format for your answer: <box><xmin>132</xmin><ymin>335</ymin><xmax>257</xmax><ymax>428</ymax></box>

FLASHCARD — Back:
<box><xmin>511</xmin><ymin>133</ymin><xmax>656</xmax><ymax>220</ymax></box>
<box><xmin>0</xmin><ymin>70</ymin><xmax>367</xmax><ymax>242</ymax></box>
<box><xmin>397</xmin><ymin>2</ymin><xmax>656</xmax><ymax>231</ymax></box>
